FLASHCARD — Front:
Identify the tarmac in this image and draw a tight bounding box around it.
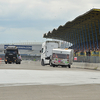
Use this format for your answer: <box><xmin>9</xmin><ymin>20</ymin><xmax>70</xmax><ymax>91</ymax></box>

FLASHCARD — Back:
<box><xmin>0</xmin><ymin>84</ymin><xmax>100</xmax><ymax>100</ymax></box>
<box><xmin>0</xmin><ymin>60</ymin><xmax>100</xmax><ymax>100</ymax></box>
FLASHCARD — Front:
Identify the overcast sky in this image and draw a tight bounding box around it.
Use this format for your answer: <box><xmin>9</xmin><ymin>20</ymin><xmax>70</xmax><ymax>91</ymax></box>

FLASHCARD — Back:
<box><xmin>0</xmin><ymin>0</ymin><xmax>100</xmax><ymax>43</ymax></box>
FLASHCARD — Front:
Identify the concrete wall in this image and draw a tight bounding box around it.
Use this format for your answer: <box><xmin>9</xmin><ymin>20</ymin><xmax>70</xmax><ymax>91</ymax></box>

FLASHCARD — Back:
<box><xmin>72</xmin><ymin>62</ymin><xmax>100</xmax><ymax>71</ymax></box>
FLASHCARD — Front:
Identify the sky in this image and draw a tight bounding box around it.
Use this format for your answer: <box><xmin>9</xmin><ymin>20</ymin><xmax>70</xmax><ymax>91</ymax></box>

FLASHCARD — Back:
<box><xmin>0</xmin><ymin>0</ymin><xmax>100</xmax><ymax>44</ymax></box>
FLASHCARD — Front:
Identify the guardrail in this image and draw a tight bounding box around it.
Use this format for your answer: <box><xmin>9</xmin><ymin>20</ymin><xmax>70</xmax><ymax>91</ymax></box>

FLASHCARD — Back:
<box><xmin>0</xmin><ymin>55</ymin><xmax>41</xmax><ymax>61</ymax></box>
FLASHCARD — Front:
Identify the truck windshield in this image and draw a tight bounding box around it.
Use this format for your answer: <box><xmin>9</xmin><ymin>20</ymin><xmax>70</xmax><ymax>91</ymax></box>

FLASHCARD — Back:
<box><xmin>6</xmin><ymin>50</ymin><xmax>17</xmax><ymax>54</ymax></box>
<box><xmin>53</xmin><ymin>53</ymin><xmax>69</xmax><ymax>59</ymax></box>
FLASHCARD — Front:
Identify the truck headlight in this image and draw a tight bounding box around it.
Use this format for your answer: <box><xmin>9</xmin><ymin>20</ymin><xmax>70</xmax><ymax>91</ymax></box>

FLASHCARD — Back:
<box><xmin>13</xmin><ymin>57</ymin><xmax>16</xmax><ymax>58</ymax></box>
<box><xmin>6</xmin><ymin>57</ymin><xmax>8</xmax><ymax>58</ymax></box>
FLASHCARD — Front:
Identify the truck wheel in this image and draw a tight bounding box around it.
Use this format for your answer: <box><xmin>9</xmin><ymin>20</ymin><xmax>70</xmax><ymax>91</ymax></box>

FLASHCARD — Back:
<box><xmin>52</xmin><ymin>64</ymin><xmax>55</xmax><ymax>67</ymax></box>
<box><xmin>19</xmin><ymin>62</ymin><xmax>21</xmax><ymax>64</ymax></box>
<box><xmin>5</xmin><ymin>62</ymin><xmax>7</xmax><ymax>64</ymax></box>
<box><xmin>68</xmin><ymin>65</ymin><xmax>71</xmax><ymax>68</ymax></box>
<box><xmin>41</xmin><ymin>60</ymin><xmax>45</xmax><ymax>66</ymax></box>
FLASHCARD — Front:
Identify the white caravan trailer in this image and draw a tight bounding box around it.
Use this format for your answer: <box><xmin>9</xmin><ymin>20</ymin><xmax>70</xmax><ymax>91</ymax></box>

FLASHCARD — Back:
<box><xmin>49</xmin><ymin>48</ymin><xmax>74</xmax><ymax>68</ymax></box>
<box><xmin>40</xmin><ymin>41</ymin><xmax>60</xmax><ymax>66</ymax></box>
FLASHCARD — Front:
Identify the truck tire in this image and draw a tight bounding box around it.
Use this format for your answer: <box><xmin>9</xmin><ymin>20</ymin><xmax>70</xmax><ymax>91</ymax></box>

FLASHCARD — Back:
<box><xmin>19</xmin><ymin>62</ymin><xmax>21</xmax><ymax>64</ymax></box>
<box><xmin>68</xmin><ymin>65</ymin><xmax>71</xmax><ymax>68</ymax></box>
<box><xmin>5</xmin><ymin>62</ymin><xmax>7</xmax><ymax>64</ymax></box>
<box><xmin>41</xmin><ymin>60</ymin><xmax>45</xmax><ymax>66</ymax></box>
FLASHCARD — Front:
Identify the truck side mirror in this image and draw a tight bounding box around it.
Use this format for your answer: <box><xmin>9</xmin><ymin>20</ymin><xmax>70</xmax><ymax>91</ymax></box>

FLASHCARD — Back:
<box><xmin>40</xmin><ymin>50</ymin><xmax>41</xmax><ymax>53</ymax></box>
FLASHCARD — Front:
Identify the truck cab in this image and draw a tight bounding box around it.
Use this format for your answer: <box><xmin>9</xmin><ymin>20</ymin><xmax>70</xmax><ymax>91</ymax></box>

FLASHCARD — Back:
<box><xmin>4</xmin><ymin>46</ymin><xmax>22</xmax><ymax>64</ymax></box>
<box><xmin>40</xmin><ymin>41</ymin><xmax>60</xmax><ymax>66</ymax></box>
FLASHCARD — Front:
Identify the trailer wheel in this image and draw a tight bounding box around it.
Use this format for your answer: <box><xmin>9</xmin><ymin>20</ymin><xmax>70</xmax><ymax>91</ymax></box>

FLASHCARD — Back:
<box><xmin>52</xmin><ymin>64</ymin><xmax>55</xmax><ymax>67</ymax></box>
<box><xmin>55</xmin><ymin>65</ymin><xmax>58</xmax><ymax>67</ymax></box>
<box><xmin>61</xmin><ymin>65</ymin><xmax>66</xmax><ymax>67</ymax></box>
<box><xmin>61</xmin><ymin>65</ymin><xmax>64</xmax><ymax>67</ymax></box>
<box><xmin>41</xmin><ymin>59</ymin><xmax>45</xmax><ymax>66</ymax></box>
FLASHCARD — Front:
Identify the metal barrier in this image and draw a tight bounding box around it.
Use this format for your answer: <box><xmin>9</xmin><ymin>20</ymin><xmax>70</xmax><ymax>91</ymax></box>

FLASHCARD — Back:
<box><xmin>1</xmin><ymin>55</ymin><xmax>100</xmax><ymax>63</ymax></box>
<box><xmin>0</xmin><ymin>55</ymin><xmax>41</xmax><ymax>61</ymax></box>
<box><xmin>22</xmin><ymin>55</ymin><xmax>41</xmax><ymax>61</ymax></box>
<box><xmin>74</xmin><ymin>56</ymin><xmax>100</xmax><ymax>63</ymax></box>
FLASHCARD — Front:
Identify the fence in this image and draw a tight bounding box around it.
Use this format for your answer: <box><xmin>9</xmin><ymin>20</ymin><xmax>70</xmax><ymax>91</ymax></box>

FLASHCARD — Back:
<box><xmin>74</xmin><ymin>56</ymin><xmax>100</xmax><ymax>63</ymax></box>
<box><xmin>0</xmin><ymin>55</ymin><xmax>41</xmax><ymax>61</ymax></box>
<box><xmin>21</xmin><ymin>55</ymin><xmax>41</xmax><ymax>61</ymax></box>
<box><xmin>1</xmin><ymin>55</ymin><xmax>100</xmax><ymax>63</ymax></box>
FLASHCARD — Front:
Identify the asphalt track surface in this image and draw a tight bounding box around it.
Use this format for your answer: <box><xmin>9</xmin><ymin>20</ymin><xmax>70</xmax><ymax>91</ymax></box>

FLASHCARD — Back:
<box><xmin>0</xmin><ymin>60</ymin><xmax>100</xmax><ymax>100</ymax></box>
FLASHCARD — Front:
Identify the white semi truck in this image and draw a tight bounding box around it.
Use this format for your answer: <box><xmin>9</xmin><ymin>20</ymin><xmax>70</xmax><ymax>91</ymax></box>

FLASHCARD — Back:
<box><xmin>49</xmin><ymin>48</ymin><xmax>74</xmax><ymax>68</ymax></box>
<box><xmin>40</xmin><ymin>41</ymin><xmax>61</xmax><ymax>66</ymax></box>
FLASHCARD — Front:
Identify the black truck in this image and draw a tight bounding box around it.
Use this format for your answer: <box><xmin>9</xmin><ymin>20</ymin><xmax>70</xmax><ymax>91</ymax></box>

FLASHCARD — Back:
<box><xmin>4</xmin><ymin>46</ymin><xmax>22</xmax><ymax>64</ymax></box>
